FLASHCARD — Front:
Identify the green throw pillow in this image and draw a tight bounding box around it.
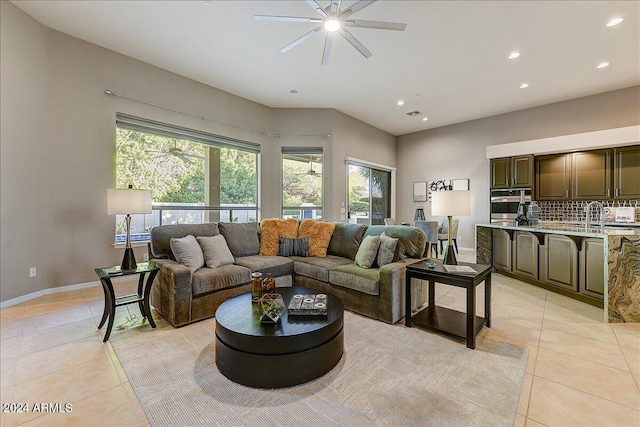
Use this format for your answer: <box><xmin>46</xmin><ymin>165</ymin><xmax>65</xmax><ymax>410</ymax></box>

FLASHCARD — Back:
<box><xmin>354</xmin><ymin>235</ymin><xmax>381</xmax><ymax>269</ymax></box>
<box><xmin>377</xmin><ymin>232</ymin><xmax>399</xmax><ymax>267</ymax></box>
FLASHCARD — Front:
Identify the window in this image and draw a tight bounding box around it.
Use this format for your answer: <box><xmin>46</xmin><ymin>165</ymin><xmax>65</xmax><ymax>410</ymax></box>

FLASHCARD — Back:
<box><xmin>348</xmin><ymin>160</ymin><xmax>393</xmax><ymax>225</ymax></box>
<box><xmin>281</xmin><ymin>147</ymin><xmax>323</xmax><ymax>220</ymax></box>
<box><xmin>114</xmin><ymin>114</ymin><xmax>259</xmax><ymax>242</ymax></box>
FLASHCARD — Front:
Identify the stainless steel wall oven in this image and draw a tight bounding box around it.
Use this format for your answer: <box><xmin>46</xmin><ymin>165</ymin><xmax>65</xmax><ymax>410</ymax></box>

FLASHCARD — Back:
<box><xmin>490</xmin><ymin>188</ymin><xmax>531</xmax><ymax>223</ymax></box>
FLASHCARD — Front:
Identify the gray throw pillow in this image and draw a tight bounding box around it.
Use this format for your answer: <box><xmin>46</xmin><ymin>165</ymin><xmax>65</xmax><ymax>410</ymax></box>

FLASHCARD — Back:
<box><xmin>354</xmin><ymin>235</ymin><xmax>381</xmax><ymax>269</ymax></box>
<box><xmin>278</xmin><ymin>236</ymin><xmax>309</xmax><ymax>257</ymax></box>
<box><xmin>197</xmin><ymin>235</ymin><xmax>235</xmax><ymax>268</ymax></box>
<box><xmin>170</xmin><ymin>234</ymin><xmax>204</xmax><ymax>273</ymax></box>
<box><xmin>377</xmin><ymin>232</ymin><xmax>399</xmax><ymax>267</ymax></box>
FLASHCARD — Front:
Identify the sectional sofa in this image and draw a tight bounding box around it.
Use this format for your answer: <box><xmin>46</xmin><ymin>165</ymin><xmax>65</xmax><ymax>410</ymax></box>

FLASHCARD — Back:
<box><xmin>148</xmin><ymin>220</ymin><xmax>428</xmax><ymax>327</ymax></box>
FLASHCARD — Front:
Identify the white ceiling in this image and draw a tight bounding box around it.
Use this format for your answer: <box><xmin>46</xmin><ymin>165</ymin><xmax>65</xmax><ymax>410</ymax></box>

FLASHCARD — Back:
<box><xmin>12</xmin><ymin>0</ymin><xmax>640</xmax><ymax>136</ymax></box>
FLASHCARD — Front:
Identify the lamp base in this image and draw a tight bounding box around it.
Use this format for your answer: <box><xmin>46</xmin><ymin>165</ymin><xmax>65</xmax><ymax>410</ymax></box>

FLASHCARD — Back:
<box><xmin>442</xmin><ymin>244</ymin><xmax>458</xmax><ymax>265</ymax></box>
<box><xmin>121</xmin><ymin>247</ymin><xmax>137</xmax><ymax>271</ymax></box>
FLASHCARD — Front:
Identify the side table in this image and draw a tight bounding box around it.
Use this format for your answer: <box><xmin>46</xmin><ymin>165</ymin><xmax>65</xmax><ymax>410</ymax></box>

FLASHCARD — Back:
<box><xmin>405</xmin><ymin>259</ymin><xmax>491</xmax><ymax>349</ymax></box>
<box><xmin>95</xmin><ymin>262</ymin><xmax>159</xmax><ymax>342</ymax></box>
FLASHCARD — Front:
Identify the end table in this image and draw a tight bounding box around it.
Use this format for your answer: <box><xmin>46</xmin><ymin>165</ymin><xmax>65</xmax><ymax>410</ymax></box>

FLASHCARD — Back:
<box><xmin>405</xmin><ymin>259</ymin><xmax>491</xmax><ymax>349</ymax></box>
<box><xmin>95</xmin><ymin>262</ymin><xmax>159</xmax><ymax>342</ymax></box>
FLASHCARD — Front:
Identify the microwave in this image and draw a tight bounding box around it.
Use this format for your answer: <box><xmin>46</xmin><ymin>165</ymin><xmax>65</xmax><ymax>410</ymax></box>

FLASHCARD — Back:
<box><xmin>490</xmin><ymin>189</ymin><xmax>531</xmax><ymax>223</ymax></box>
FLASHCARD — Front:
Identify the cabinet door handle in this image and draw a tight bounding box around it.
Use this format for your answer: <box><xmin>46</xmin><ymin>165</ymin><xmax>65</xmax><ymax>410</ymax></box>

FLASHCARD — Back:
<box><xmin>615</xmin><ymin>188</ymin><xmax>619</xmax><ymax>197</ymax></box>
<box><xmin>607</xmin><ymin>189</ymin><xmax>610</xmax><ymax>198</ymax></box>
<box><xmin>565</xmin><ymin>190</ymin><xmax>568</xmax><ymax>198</ymax></box>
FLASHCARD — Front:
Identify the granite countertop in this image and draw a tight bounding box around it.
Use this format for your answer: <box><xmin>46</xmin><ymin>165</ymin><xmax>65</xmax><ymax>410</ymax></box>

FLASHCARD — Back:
<box><xmin>477</xmin><ymin>221</ymin><xmax>640</xmax><ymax>237</ymax></box>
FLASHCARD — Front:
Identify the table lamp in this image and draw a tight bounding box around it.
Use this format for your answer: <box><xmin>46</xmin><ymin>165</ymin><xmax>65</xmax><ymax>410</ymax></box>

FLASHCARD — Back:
<box><xmin>431</xmin><ymin>190</ymin><xmax>471</xmax><ymax>265</ymax></box>
<box><xmin>108</xmin><ymin>185</ymin><xmax>152</xmax><ymax>270</ymax></box>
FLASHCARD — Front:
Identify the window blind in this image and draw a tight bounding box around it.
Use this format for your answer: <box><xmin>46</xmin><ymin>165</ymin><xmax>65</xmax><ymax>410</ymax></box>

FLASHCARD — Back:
<box><xmin>116</xmin><ymin>113</ymin><xmax>260</xmax><ymax>153</ymax></box>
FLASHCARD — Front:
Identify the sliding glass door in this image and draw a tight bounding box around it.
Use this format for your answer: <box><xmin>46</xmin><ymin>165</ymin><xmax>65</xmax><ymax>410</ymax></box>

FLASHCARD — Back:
<box><xmin>348</xmin><ymin>163</ymin><xmax>391</xmax><ymax>226</ymax></box>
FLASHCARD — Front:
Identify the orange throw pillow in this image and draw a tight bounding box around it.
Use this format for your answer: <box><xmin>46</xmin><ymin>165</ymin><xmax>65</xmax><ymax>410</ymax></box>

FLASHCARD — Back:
<box><xmin>259</xmin><ymin>218</ymin><xmax>299</xmax><ymax>256</ymax></box>
<box><xmin>298</xmin><ymin>220</ymin><xmax>336</xmax><ymax>257</ymax></box>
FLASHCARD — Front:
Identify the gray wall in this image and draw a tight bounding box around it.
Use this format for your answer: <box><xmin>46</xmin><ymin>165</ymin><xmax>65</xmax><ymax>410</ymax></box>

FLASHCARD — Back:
<box><xmin>397</xmin><ymin>86</ymin><xmax>640</xmax><ymax>250</ymax></box>
<box><xmin>0</xmin><ymin>2</ymin><xmax>395</xmax><ymax>302</ymax></box>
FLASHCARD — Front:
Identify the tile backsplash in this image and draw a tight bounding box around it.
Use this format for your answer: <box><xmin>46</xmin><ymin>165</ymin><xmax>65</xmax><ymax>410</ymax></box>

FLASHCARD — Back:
<box><xmin>538</xmin><ymin>200</ymin><xmax>640</xmax><ymax>223</ymax></box>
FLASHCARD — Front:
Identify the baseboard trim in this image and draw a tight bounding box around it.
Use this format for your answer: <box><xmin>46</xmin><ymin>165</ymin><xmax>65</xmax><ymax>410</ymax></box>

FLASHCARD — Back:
<box><xmin>0</xmin><ymin>280</ymin><xmax>101</xmax><ymax>309</ymax></box>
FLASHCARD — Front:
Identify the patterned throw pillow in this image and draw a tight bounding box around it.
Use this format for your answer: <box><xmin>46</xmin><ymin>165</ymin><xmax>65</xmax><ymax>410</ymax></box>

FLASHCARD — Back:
<box><xmin>259</xmin><ymin>218</ymin><xmax>299</xmax><ymax>256</ymax></box>
<box><xmin>169</xmin><ymin>234</ymin><xmax>204</xmax><ymax>273</ymax></box>
<box><xmin>297</xmin><ymin>220</ymin><xmax>336</xmax><ymax>257</ymax></box>
<box><xmin>377</xmin><ymin>232</ymin><xmax>399</xmax><ymax>267</ymax></box>
<box><xmin>197</xmin><ymin>235</ymin><xmax>235</xmax><ymax>268</ymax></box>
<box><xmin>278</xmin><ymin>237</ymin><xmax>309</xmax><ymax>257</ymax></box>
<box><xmin>354</xmin><ymin>235</ymin><xmax>381</xmax><ymax>269</ymax></box>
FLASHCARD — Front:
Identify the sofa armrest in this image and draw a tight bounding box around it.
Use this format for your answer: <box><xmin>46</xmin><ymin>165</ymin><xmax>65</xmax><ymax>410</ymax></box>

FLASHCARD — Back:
<box><xmin>150</xmin><ymin>258</ymin><xmax>193</xmax><ymax>326</ymax></box>
<box><xmin>379</xmin><ymin>258</ymin><xmax>427</xmax><ymax>321</ymax></box>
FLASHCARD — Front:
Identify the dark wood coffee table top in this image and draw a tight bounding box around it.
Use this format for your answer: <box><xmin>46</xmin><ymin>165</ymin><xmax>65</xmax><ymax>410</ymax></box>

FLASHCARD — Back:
<box><xmin>215</xmin><ymin>287</ymin><xmax>344</xmax><ymax>355</ymax></box>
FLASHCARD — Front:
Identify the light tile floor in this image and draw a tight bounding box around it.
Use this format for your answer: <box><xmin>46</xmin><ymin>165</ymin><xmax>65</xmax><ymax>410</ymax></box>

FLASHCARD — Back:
<box><xmin>0</xmin><ymin>249</ymin><xmax>638</xmax><ymax>426</ymax></box>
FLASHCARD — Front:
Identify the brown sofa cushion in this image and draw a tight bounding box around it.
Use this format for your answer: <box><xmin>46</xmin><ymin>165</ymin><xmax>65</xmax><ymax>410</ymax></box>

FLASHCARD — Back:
<box><xmin>233</xmin><ymin>255</ymin><xmax>293</xmax><ymax>278</ymax></box>
<box><xmin>218</xmin><ymin>222</ymin><xmax>260</xmax><ymax>257</ymax></box>
<box><xmin>329</xmin><ymin>264</ymin><xmax>380</xmax><ymax>296</ymax></box>
<box><xmin>327</xmin><ymin>222</ymin><xmax>367</xmax><ymax>260</ymax></box>
<box><xmin>291</xmin><ymin>255</ymin><xmax>352</xmax><ymax>282</ymax></box>
<box><xmin>192</xmin><ymin>264</ymin><xmax>251</xmax><ymax>297</ymax></box>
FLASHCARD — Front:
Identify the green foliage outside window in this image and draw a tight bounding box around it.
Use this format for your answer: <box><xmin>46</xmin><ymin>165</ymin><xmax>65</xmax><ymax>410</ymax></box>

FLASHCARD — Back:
<box><xmin>115</xmin><ymin>129</ymin><xmax>256</xmax><ymax>205</ymax></box>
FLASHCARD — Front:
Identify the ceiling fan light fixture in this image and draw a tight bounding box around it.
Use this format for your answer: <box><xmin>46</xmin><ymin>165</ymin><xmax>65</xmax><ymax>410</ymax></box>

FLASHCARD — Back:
<box><xmin>324</xmin><ymin>17</ymin><xmax>341</xmax><ymax>32</ymax></box>
<box><xmin>607</xmin><ymin>17</ymin><xmax>623</xmax><ymax>27</ymax></box>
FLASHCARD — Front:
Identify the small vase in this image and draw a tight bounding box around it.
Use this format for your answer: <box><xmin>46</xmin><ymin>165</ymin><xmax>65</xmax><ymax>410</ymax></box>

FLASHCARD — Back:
<box><xmin>251</xmin><ymin>272</ymin><xmax>263</xmax><ymax>303</ymax></box>
<box><xmin>261</xmin><ymin>273</ymin><xmax>275</xmax><ymax>295</ymax></box>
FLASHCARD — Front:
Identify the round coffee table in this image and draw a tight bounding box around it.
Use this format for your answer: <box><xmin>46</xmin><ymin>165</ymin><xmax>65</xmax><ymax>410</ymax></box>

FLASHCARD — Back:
<box><xmin>215</xmin><ymin>287</ymin><xmax>344</xmax><ymax>388</ymax></box>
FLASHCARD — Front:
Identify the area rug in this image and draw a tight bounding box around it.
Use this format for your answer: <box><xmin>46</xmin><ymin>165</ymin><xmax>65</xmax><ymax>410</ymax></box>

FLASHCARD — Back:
<box><xmin>110</xmin><ymin>312</ymin><xmax>527</xmax><ymax>427</ymax></box>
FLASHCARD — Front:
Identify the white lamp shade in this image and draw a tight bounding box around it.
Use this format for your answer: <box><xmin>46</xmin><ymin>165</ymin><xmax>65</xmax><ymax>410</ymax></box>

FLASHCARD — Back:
<box><xmin>107</xmin><ymin>188</ymin><xmax>152</xmax><ymax>215</ymax></box>
<box><xmin>431</xmin><ymin>190</ymin><xmax>471</xmax><ymax>217</ymax></box>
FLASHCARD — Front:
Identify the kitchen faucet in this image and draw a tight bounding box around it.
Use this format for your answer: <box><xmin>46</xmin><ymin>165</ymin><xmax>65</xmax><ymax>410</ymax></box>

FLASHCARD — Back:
<box><xmin>585</xmin><ymin>201</ymin><xmax>604</xmax><ymax>232</ymax></box>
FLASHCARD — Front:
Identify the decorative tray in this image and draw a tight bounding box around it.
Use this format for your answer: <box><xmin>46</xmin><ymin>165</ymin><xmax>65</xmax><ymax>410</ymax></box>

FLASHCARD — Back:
<box><xmin>287</xmin><ymin>293</ymin><xmax>327</xmax><ymax>316</ymax></box>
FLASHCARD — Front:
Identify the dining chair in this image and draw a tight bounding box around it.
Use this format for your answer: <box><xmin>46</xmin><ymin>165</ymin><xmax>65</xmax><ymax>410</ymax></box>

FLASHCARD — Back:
<box><xmin>438</xmin><ymin>218</ymin><xmax>459</xmax><ymax>254</ymax></box>
<box><xmin>414</xmin><ymin>220</ymin><xmax>439</xmax><ymax>258</ymax></box>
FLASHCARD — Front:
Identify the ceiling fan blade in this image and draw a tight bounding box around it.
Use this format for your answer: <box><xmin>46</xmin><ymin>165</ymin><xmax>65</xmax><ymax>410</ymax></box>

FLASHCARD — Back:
<box><xmin>330</xmin><ymin>0</ymin><xmax>341</xmax><ymax>14</ymax></box>
<box><xmin>255</xmin><ymin>15</ymin><xmax>322</xmax><ymax>23</ymax></box>
<box><xmin>339</xmin><ymin>28</ymin><xmax>372</xmax><ymax>58</ymax></box>
<box><xmin>280</xmin><ymin>26</ymin><xmax>323</xmax><ymax>53</ymax></box>
<box><xmin>304</xmin><ymin>0</ymin><xmax>328</xmax><ymax>18</ymax></box>
<box><xmin>340</xmin><ymin>0</ymin><xmax>376</xmax><ymax>18</ymax></box>
<box><xmin>343</xmin><ymin>19</ymin><xmax>407</xmax><ymax>31</ymax></box>
<box><xmin>322</xmin><ymin>33</ymin><xmax>333</xmax><ymax>65</ymax></box>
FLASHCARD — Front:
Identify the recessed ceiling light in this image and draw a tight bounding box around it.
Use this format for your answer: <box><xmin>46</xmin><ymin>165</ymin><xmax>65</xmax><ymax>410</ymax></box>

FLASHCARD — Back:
<box><xmin>597</xmin><ymin>62</ymin><xmax>610</xmax><ymax>69</ymax></box>
<box><xmin>508</xmin><ymin>52</ymin><xmax>520</xmax><ymax>59</ymax></box>
<box><xmin>396</xmin><ymin>100</ymin><xmax>405</xmax><ymax>106</ymax></box>
<box><xmin>290</xmin><ymin>89</ymin><xmax>298</xmax><ymax>94</ymax></box>
<box><xmin>520</xmin><ymin>83</ymin><xmax>530</xmax><ymax>89</ymax></box>
<box><xmin>324</xmin><ymin>17</ymin><xmax>341</xmax><ymax>32</ymax></box>
<box><xmin>203</xmin><ymin>0</ymin><xmax>212</xmax><ymax>5</ymax></box>
<box><xmin>607</xmin><ymin>17</ymin><xmax>624</xmax><ymax>27</ymax></box>
<box><xmin>422</xmin><ymin>117</ymin><xmax>428</xmax><ymax>122</ymax></box>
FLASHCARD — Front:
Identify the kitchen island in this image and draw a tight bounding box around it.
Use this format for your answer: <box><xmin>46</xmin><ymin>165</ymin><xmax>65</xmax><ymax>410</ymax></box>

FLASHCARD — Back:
<box><xmin>476</xmin><ymin>222</ymin><xmax>640</xmax><ymax>323</ymax></box>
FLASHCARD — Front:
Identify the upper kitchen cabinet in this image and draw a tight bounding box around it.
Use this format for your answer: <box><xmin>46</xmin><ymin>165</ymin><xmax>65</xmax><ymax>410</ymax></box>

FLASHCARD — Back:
<box><xmin>536</xmin><ymin>153</ymin><xmax>571</xmax><ymax>200</ymax></box>
<box><xmin>572</xmin><ymin>149</ymin><xmax>612</xmax><ymax>200</ymax></box>
<box><xmin>613</xmin><ymin>145</ymin><xmax>640</xmax><ymax>200</ymax></box>
<box><xmin>490</xmin><ymin>155</ymin><xmax>533</xmax><ymax>189</ymax></box>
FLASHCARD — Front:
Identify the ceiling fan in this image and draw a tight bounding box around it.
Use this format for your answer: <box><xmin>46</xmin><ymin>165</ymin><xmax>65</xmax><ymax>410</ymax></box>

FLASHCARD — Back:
<box><xmin>295</xmin><ymin>161</ymin><xmax>322</xmax><ymax>176</ymax></box>
<box><xmin>148</xmin><ymin>144</ymin><xmax>204</xmax><ymax>164</ymax></box>
<box><xmin>255</xmin><ymin>0</ymin><xmax>407</xmax><ymax>65</ymax></box>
